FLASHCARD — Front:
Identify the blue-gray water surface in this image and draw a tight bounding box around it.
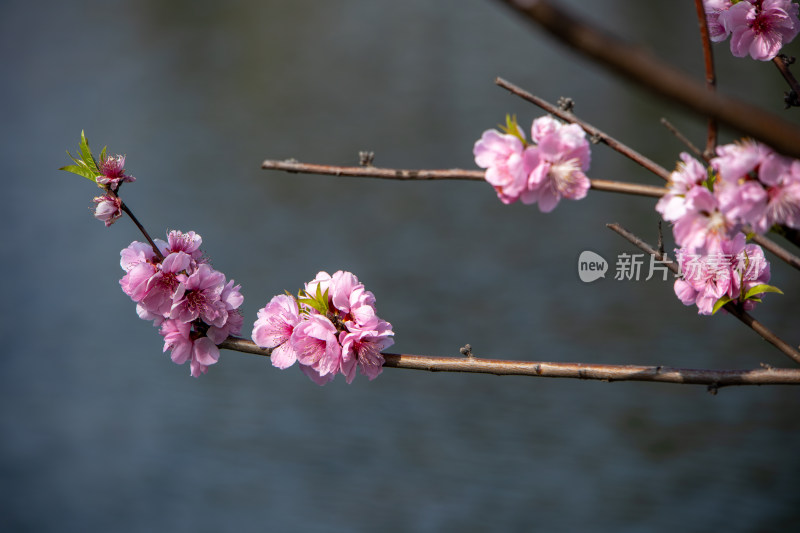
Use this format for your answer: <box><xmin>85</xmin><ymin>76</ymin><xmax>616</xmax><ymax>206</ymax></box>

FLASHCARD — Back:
<box><xmin>2</xmin><ymin>1</ymin><xmax>799</xmax><ymax>531</ymax></box>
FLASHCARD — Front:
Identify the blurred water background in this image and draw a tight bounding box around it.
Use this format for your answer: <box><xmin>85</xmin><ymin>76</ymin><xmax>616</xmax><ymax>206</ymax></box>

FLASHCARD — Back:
<box><xmin>2</xmin><ymin>0</ymin><xmax>800</xmax><ymax>531</ymax></box>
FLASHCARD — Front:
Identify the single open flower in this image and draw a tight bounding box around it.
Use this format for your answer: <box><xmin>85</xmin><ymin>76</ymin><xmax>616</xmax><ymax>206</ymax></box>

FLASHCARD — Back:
<box><xmin>96</xmin><ymin>155</ymin><xmax>135</xmax><ymax>191</ymax></box>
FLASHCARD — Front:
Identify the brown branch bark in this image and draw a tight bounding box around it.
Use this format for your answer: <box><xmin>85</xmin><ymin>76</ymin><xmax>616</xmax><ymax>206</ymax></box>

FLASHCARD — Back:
<box><xmin>750</xmin><ymin>233</ymin><xmax>800</xmax><ymax>271</ymax></box>
<box><xmin>495</xmin><ymin>77</ymin><xmax>671</xmax><ymax>181</ymax></box>
<box><xmin>262</xmin><ymin>158</ymin><xmax>800</xmax><ymax>268</ymax></box>
<box><xmin>261</xmin><ymin>159</ymin><xmax>668</xmax><ymax>198</ymax></box>
<box><xmin>495</xmin><ymin>0</ymin><xmax>800</xmax><ymax>159</ymax></box>
<box><xmin>773</xmin><ymin>54</ymin><xmax>800</xmax><ymax>108</ymax></box>
<box><xmin>694</xmin><ymin>0</ymin><xmax>718</xmax><ymax>159</ymax></box>
<box><xmin>218</xmin><ymin>336</ymin><xmax>800</xmax><ymax>388</ymax></box>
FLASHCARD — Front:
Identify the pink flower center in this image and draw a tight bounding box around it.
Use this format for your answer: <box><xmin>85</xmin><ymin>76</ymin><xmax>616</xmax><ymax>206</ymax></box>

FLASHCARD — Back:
<box><xmin>185</xmin><ymin>290</ymin><xmax>210</xmax><ymax>315</ymax></box>
<box><xmin>707</xmin><ymin>210</ymin><xmax>729</xmax><ymax>233</ymax></box>
<box><xmin>549</xmin><ymin>158</ymin><xmax>583</xmax><ymax>194</ymax></box>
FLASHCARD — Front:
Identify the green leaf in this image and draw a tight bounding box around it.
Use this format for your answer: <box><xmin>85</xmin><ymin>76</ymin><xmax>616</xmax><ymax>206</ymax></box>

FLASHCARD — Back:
<box><xmin>59</xmin><ymin>163</ymin><xmax>98</xmax><ymax>181</ymax></box>
<box><xmin>702</xmin><ymin>166</ymin><xmax>719</xmax><ymax>191</ymax></box>
<box><xmin>297</xmin><ymin>286</ymin><xmax>330</xmax><ymax>315</ymax></box>
<box><xmin>498</xmin><ymin>114</ymin><xmax>527</xmax><ymax>146</ymax></box>
<box><xmin>78</xmin><ymin>130</ymin><xmax>99</xmax><ymax>175</ymax></box>
<box><xmin>711</xmin><ymin>295</ymin><xmax>734</xmax><ymax>315</ymax></box>
<box><xmin>744</xmin><ymin>284</ymin><xmax>783</xmax><ymax>300</ymax></box>
<box><xmin>99</xmin><ymin>145</ymin><xmax>107</xmax><ymax>165</ymax></box>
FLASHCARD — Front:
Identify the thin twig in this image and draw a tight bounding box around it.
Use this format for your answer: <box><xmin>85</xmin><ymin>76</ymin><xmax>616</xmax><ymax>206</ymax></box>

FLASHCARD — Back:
<box><xmin>750</xmin><ymin>233</ymin><xmax>800</xmax><ymax>271</ymax></box>
<box><xmin>694</xmin><ymin>0</ymin><xmax>717</xmax><ymax>158</ymax></box>
<box><xmin>660</xmin><ymin>117</ymin><xmax>705</xmax><ymax>161</ymax></box>
<box><xmin>773</xmin><ymin>54</ymin><xmax>800</xmax><ymax>108</ymax></box>
<box><xmin>217</xmin><ymin>336</ymin><xmax>800</xmax><ymax>387</ymax></box>
<box><xmin>494</xmin><ymin>77</ymin><xmax>671</xmax><ymax>181</ymax></box>
<box><xmin>607</xmin><ymin>222</ymin><xmax>800</xmax><ymax>365</ymax></box>
<box><xmin>263</xmin><ymin>160</ymin><xmax>484</xmax><ymax>181</ymax></box>
<box><xmin>262</xmin><ymin>159</ymin><xmax>669</xmax><ymax>198</ymax></box>
<box><xmin>495</xmin><ymin>0</ymin><xmax>800</xmax><ymax>159</ymax></box>
<box><xmin>120</xmin><ymin>201</ymin><xmax>164</xmax><ymax>261</ymax></box>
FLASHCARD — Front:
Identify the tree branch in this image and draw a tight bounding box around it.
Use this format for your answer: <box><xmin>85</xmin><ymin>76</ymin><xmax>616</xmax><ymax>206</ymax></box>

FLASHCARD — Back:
<box><xmin>660</xmin><ymin>117</ymin><xmax>706</xmax><ymax>162</ymax></box>
<box><xmin>773</xmin><ymin>54</ymin><xmax>800</xmax><ymax>108</ymax></box>
<box><xmin>494</xmin><ymin>77</ymin><xmax>671</xmax><ymax>181</ymax></box>
<box><xmin>694</xmin><ymin>0</ymin><xmax>718</xmax><ymax>159</ymax></box>
<box><xmin>262</xmin><ymin>157</ymin><xmax>800</xmax><ymax>269</ymax></box>
<box><xmin>750</xmin><ymin>233</ymin><xmax>800</xmax><ymax>271</ymax></box>
<box><xmin>120</xmin><ymin>201</ymin><xmax>164</xmax><ymax>261</ymax></box>
<box><xmin>495</xmin><ymin>0</ymin><xmax>800</xmax><ymax>159</ymax></box>
<box><xmin>261</xmin><ymin>159</ymin><xmax>668</xmax><ymax>198</ymax></box>
<box><xmin>218</xmin><ymin>336</ymin><xmax>800</xmax><ymax>388</ymax></box>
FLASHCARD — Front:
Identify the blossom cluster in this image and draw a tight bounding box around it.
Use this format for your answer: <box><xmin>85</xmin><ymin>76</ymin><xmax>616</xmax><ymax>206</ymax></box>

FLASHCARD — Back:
<box><xmin>473</xmin><ymin>115</ymin><xmax>591</xmax><ymax>212</ymax></box>
<box><xmin>657</xmin><ymin>141</ymin><xmax>794</xmax><ymax>313</ymax></box>
<box><xmin>674</xmin><ymin>234</ymin><xmax>773</xmax><ymax>314</ymax></box>
<box><xmin>704</xmin><ymin>0</ymin><xmax>800</xmax><ymax>60</ymax></box>
<box><xmin>120</xmin><ymin>230</ymin><xmax>244</xmax><ymax>377</ymax></box>
<box><xmin>657</xmin><ymin>141</ymin><xmax>800</xmax><ymax>250</ymax></box>
<box><xmin>252</xmin><ymin>271</ymin><xmax>394</xmax><ymax>385</ymax></box>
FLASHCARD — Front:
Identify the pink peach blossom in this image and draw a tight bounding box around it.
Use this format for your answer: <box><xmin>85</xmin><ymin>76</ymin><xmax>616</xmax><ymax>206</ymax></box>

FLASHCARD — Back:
<box><xmin>252</xmin><ymin>294</ymin><xmax>301</xmax><ymax>369</ymax></box>
<box><xmin>704</xmin><ymin>0</ymin><xmax>735</xmax><ymax>41</ymax></box>
<box><xmin>96</xmin><ymin>154</ymin><xmax>135</xmax><ymax>191</ymax></box>
<box><xmin>155</xmin><ymin>230</ymin><xmax>204</xmax><ymax>261</ymax></box>
<box><xmin>473</xmin><ymin>129</ymin><xmax>529</xmax><ymax>204</ymax></box>
<box><xmin>139</xmin><ymin>252</ymin><xmax>191</xmax><ymax>317</ymax></box>
<box><xmin>159</xmin><ymin>319</ymin><xmax>220</xmax><ymax>378</ymax></box>
<box><xmin>656</xmin><ymin>153</ymin><xmax>709</xmax><ymax>223</ymax></box>
<box><xmin>170</xmin><ymin>263</ymin><xmax>227</xmax><ymax>327</ymax></box>
<box><xmin>339</xmin><ymin>320</ymin><xmax>395</xmax><ymax>383</ymax></box>
<box><xmin>522</xmin><ymin>120</ymin><xmax>591</xmax><ymax>212</ymax></box>
<box><xmin>672</xmin><ymin>186</ymin><xmax>735</xmax><ymax>253</ymax></box>
<box><xmin>292</xmin><ymin>314</ymin><xmax>342</xmax><ymax>378</ymax></box>
<box><xmin>724</xmin><ymin>0</ymin><xmax>800</xmax><ymax>60</ymax></box>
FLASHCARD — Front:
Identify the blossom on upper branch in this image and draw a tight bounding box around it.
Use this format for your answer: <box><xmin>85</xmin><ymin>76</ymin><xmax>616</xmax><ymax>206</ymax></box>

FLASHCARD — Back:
<box><xmin>252</xmin><ymin>270</ymin><xmax>394</xmax><ymax>385</ymax></box>
<box><xmin>704</xmin><ymin>0</ymin><xmax>800</xmax><ymax>60</ymax></box>
<box><xmin>96</xmin><ymin>155</ymin><xmax>135</xmax><ymax>192</ymax></box>
<box><xmin>60</xmin><ymin>131</ymin><xmax>136</xmax><ymax>226</ymax></box>
<box><xmin>473</xmin><ymin>115</ymin><xmax>591</xmax><ymax>211</ymax></box>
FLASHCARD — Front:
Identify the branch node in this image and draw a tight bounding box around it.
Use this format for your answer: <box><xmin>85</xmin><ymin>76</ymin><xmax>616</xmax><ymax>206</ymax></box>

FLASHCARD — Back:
<box><xmin>358</xmin><ymin>151</ymin><xmax>375</xmax><ymax>167</ymax></box>
<box><xmin>284</xmin><ymin>158</ymin><xmax>299</xmax><ymax>172</ymax></box>
<box><xmin>557</xmin><ymin>96</ymin><xmax>575</xmax><ymax>112</ymax></box>
<box><xmin>589</xmin><ymin>133</ymin><xmax>603</xmax><ymax>145</ymax></box>
<box><xmin>707</xmin><ymin>382</ymin><xmax>720</xmax><ymax>395</ymax></box>
<box><xmin>460</xmin><ymin>344</ymin><xmax>474</xmax><ymax>358</ymax></box>
<box><xmin>783</xmin><ymin>90</ymin><xmax>800</xmax><ymax>109</ymax></box>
